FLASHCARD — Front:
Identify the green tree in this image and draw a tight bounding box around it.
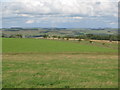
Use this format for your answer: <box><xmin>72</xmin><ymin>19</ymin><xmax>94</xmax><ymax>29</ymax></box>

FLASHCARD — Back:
<box><xmin>43</xmin><ymin>34</ymin><xmax>48</xmax><ymax>38</ymax></box>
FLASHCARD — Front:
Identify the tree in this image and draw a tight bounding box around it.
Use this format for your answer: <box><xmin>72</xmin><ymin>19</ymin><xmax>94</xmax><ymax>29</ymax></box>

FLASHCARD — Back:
<box><xmin>89</xmin><ymin>41</ymin><xmax>93</xmax><ymax>43</ymax></box>
<box><xmin>52</xmin><ymin>35</ymin><xmax>57</xmax><ymax>39</ymax></box>
<box><xmin>78</xmin><ymin>36</ymin><xmax>82</xmax><ymax>42</ymax></box>
<box><xmin>43</xmin><ymin>34</ymin><xmax>48</xmax><ymax>38</ymax></box>
<box><xmin>2</xmin><ymin>33</ymin><xmax>8</xmax><ymax>38</ymax></box>
<box><xmin>58</xmin><ymin>36</ymin><xmax>61</xmax><ymax>40</ymax></box>
<box><xmin>109</xmin><ymin>35</ymin><xmax>113</xmax><ymax>42</ymax></box>
<box><xmin>16</xmin><ymin>34</ymin><xmax>22</xmax><ymax>38</ymax></box>
<box><xmin>9</xmin><ymin>34</ymin><xmax>22</xmax><ymax>38</ymax></box>
<box><xmin>86</xmin><ymin>34</ymin><xmax>94</xmax><ymax>39</ymax></box>
<box><xmin>66</xmin><ymin>37</ymin><xmax>69</xmax><ymax>40</ymax></box>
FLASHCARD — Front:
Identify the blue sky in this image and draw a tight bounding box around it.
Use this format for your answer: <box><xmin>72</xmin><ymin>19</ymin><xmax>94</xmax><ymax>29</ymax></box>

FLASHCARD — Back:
<box><xmin>1</xmin><ymin>0</ymin><xmax>118</xmax><ymax>28</ymax></box>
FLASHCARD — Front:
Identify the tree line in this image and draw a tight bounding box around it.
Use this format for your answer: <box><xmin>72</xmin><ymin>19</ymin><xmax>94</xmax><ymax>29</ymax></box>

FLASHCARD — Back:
<box><xmin>2</xmin><ymin>33</ymin><xmax>120</xmax><ymax>41</ymax></box>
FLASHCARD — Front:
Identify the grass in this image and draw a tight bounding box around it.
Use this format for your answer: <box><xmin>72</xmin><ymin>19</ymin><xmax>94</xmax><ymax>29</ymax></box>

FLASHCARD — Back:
<box><xmin>0</xmin><ymin>38</ymin><xmax>2</xmax><ymax>89</ymax></box>
<box><xmin>2</xmin><ymin>38</ymin><xmax>118</xmax><ymax>88</ymax></box>
<box><xmin>3</xmin><ymin>53</ymin><xmax>118</xmax><ymax>88</ymax></box>
<box><xmin>2</xmin><ymin>38</ymin><xmax>117</xmax><ymax>53</ymax></box>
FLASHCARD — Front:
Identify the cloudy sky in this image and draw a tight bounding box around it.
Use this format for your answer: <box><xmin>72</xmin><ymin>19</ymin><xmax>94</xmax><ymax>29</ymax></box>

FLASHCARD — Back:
<box><xmin>0</xmin><ymin>0</ymin><xmax>119</xmax><ymax>28</ymax></box>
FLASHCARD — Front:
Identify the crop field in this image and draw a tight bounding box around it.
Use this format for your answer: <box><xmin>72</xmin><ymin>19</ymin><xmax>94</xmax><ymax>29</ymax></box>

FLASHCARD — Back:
<box><xmin>2</xmin><ymin>38</ymin><xmax>118</xmax><ymax>88</ymax></box>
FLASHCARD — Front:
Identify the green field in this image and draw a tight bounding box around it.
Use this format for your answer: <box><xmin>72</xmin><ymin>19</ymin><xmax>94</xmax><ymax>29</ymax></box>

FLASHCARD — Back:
<box><xmin>2</xmin><ymin>38</ymin><xmax>117</xmax><ymax>53</ymax></box>
<box><xmin>2</xmin><ymin>38</ymin><xmax>118</xmax><ymax>88</ymax></box>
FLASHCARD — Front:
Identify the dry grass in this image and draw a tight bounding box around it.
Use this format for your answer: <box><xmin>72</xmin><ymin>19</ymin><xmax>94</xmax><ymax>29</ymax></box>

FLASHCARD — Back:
<box><xmin>2</xmin><ymin>53</ymin><xmax>118</xmax><ymax>88</ymax></box>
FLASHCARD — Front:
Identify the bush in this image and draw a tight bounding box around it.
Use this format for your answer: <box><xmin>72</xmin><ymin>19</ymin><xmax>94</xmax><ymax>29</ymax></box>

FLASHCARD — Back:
<box><xmin>9</xmin><ymin>34</ymin><xmax>22</xmax><ymax>38</ymax></box>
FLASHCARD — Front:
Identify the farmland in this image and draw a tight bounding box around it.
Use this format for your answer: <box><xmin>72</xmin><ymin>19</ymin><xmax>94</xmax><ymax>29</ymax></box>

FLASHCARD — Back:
<box><xmin>1</xmin><ymin>28</ymin><xmax>118</xmax><ymax>37</ymax></box>
<box><xmin>2</xmin><ymin>38</ymin><xmax>118</xmax><ymax>88</ymax></box>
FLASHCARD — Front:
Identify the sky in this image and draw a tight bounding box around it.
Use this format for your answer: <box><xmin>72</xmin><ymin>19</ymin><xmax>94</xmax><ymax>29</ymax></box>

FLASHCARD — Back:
<box><xmin>0</xmin><ymin>0</ymin><xmax>119</xmax><ymax>28</ymax></box>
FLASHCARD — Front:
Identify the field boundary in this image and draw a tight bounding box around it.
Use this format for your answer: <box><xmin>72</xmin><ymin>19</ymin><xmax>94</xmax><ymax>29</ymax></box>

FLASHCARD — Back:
<box><xmin>2</xmin><ymin>52</ymin><xmax>118</xmax><ymax>55</ymax></box>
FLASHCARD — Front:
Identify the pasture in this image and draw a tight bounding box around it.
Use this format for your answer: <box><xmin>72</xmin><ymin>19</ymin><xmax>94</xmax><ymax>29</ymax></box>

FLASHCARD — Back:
<box><xmin>2</xmin><ymin>38</ymin><xmax>118</xmax><ymax>88</ymax></box>
<box><xmin>2</xmin><ymin>38</ymin><xmax>117</xmax><ymax>53</ymax></box>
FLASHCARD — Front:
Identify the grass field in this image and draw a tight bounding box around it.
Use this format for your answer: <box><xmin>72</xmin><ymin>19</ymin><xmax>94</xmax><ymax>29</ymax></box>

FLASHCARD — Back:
<box><xmin>2</xmin><ymin>38</ymin><xmax>118</xmax><ymax>88</ymax></box>
<box><xmin>2</xmin><ymin>38</ymin><xmax>117</xmax><ymax>53</ymax></box>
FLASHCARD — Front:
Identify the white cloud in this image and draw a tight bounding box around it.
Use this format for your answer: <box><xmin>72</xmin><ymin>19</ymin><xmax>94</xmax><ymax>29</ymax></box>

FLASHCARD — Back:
<box><xmin>26</xmin><ymin>20</ymin><xmax>34</xmax><ymax>24</ymax></box>
<box><xmin>18</xmin><ymin>14</ymin><xmax>33</xmax><ymax>17</ymax></box>
<box><xmin>1</xmin><ymin>0</ymin><xmax>118</xmax><ymax>28</ymax></box>
<box><xmin>72</xmin><ymin>17</ymin><xmax>83</xmax><ymax>19</ymax></box>
<box><xmin>2</xmin><ymin>0</ymin><xmax>118</xmax><ymax>18</ymax></box>
<box><xmin>109</xmin><ymin>22</ymin><xmax>118</xmax><ymax>25</ymax></box>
